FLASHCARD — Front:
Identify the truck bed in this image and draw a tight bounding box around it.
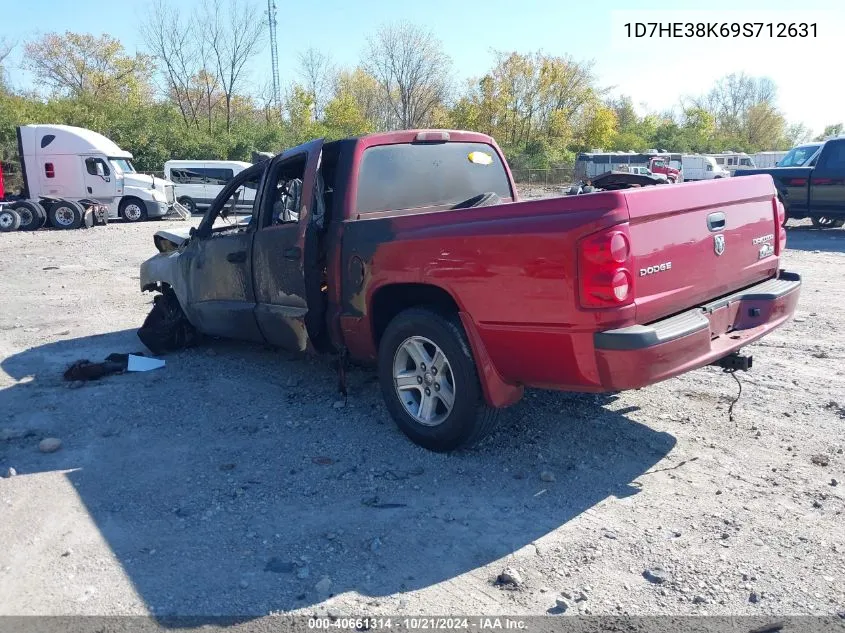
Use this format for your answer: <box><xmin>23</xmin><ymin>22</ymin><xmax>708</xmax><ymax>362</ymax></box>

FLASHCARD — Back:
<box><xmin>341</xmin><ymin>174</ymin><xmax>789</xmax><ymax>391</ymax></box>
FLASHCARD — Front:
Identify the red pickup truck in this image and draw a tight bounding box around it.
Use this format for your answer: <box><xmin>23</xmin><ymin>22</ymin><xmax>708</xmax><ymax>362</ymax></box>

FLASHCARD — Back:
<box><xmin>139</xmin><ymin>130</ymin><xmax>800</xmax><ymax>451</ymax></box>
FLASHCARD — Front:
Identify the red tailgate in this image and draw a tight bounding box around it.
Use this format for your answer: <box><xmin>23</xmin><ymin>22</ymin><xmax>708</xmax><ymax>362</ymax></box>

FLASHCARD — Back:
<box><xmin>624</xmin><ymin>176</ymin><xmax>781</xmax><ymax>324</ymax></box>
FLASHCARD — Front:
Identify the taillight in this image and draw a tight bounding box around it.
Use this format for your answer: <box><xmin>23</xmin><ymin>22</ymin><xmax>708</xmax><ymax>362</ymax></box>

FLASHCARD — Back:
<box><xmin>578</xmin><ymin>225</ymin><xmax>635</xmax><ymax>309</ymax></box>
<box><xmin>44</xmin><ymin>162</ymin><xmax>55</xmax><ymax>178</ymax></box>
<box><xmin>774</xmin><ymin>196</ymin><xmax>786</xmax><ymax>254</ymax></box>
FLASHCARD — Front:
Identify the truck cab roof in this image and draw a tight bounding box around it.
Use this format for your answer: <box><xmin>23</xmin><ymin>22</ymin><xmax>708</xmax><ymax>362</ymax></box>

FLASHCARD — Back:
<box><xmin>18</xmin><ymin>124</ymin><xmax>133</xmax><ymax>159</ymax></box>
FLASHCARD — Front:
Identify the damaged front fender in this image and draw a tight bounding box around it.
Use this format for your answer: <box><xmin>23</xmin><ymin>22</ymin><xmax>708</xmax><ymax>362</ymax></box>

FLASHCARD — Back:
<box><xmin>139</xmin><ymin>250</ymin><xmax>190</xmax><ymax>314</ymax></box>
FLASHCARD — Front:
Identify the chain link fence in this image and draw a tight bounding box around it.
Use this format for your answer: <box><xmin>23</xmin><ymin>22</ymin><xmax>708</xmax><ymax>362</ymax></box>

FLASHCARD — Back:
<box><xmin>511</xmin><ymin>167</ymin><xmax>576</xmax><ymax>198</ymax></box>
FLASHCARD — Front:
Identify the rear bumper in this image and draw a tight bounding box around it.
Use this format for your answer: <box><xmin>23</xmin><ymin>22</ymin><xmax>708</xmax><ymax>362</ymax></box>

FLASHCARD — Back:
<box><xmin>592</xmin><ymin>271</ymin><xmax>801</xmax><ymax>390</ymax></box>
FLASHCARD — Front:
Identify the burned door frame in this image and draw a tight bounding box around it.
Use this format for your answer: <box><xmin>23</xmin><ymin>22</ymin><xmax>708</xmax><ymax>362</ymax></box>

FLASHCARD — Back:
<box><xmin>251</xmin><ymin>138</ymin><xmax>325</xmax><ymax>351</ymax></box>
<box><xmin>183</xmin><ymin>163</ymin><xmax>266</xmax><ymax>342</ymax></box>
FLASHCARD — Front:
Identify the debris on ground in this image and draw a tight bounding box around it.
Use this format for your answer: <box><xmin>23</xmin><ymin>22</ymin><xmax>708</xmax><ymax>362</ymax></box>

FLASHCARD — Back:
<box><xmin>3</xmin><ymin>467</ymin><xmax>16</xmax><ymax>478</ymax></box>
<box><xmin>63</xmin><ymin>352</ymin><xmax>164</xmax><ymax>381</ymax></box>
<box><xmin>127</xmin><ymin>354</ymin><xmax>165</xmax><ymax>372</ymax></box>
<box><xmin>38</xmin><ymin>438</ymin><xmax>62</xmax><ymax>454</ymax></box>
<box><xmin>810</xmin><ymin>454</ymin><xmax>830</xmax><ymax>467</ymax></box>
<box><xmin>495</xmin><ymin>567</ymin><xmax>523</xmax><ymax>588</ymax></box>
<box><xmin>643</xmin><ymin>567</ymin><xmax>671</xmax><ymax>584</ymax></box>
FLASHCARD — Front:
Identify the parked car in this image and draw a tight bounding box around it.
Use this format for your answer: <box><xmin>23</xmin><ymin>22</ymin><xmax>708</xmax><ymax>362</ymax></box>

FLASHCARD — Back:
<box><xmin>624</xmin><ymin>165</ymin><xmax>667</xmax><ymax>181</ymax></box>
<box><xmin>138</xmin><ymin>129</ymin><xmax>800</xmax><ymax>451</ymax></box>
<box><xmin>733</xmin><ymin>137</ymin><xmax>845</xmax><ymax>228</ymax></box>
<box><xmin>14</xmin><ymin>125</ymin><xmax>184</xmax><ymax>224</ymax></box>
<box><xmin>164</xmin><ymin>160</ymin><xmax>252</xmax><ymax>214</ymax></box>
<box><xmin>681</xmin><ymin>155</ymin><xmax>731</xmax><ymax>181</ymax></box>
<box><xmin>775</xmin><ymin>143</ymin><xmax>822</xmax><ymax>168</ymax></box>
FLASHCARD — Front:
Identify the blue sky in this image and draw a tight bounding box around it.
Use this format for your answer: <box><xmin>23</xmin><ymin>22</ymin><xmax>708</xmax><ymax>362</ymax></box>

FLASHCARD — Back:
<box><xmin>2</xmin><ymin>0</ymin><xmax>842</xmax><ymax>135</ymax></box>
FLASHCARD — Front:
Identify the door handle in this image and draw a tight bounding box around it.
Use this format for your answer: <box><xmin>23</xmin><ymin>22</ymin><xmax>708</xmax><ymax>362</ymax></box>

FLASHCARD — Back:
<box><xmin>226</xmin><ymin>251</ymin><xmax>247</xmax><ymax>263</ymax></box>
<box><xmin>707</xmin><ymin>212</ymin><xmax>726</xmax><ymax>232</ymax></box>
<box><xmin>87</xmin><ymin>186</ymin><xmax>92</xmax><ymax>194</ymax></box>
<box><xmin>283</xmin><ymin>246</ymin><xmax>302</xmax><ymax>260</ymax></box>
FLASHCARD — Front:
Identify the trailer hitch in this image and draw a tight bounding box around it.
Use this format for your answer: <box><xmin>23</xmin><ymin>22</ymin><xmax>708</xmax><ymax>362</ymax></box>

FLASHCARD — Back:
<box><xmin>712</xmin><ymin>353</ymin><xmax>753</xmax><ymax>372</ymax></box>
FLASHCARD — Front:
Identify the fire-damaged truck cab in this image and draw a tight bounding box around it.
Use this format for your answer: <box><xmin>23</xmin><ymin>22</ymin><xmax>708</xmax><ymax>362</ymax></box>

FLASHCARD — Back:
<box><xmin>140</xmin><ymin>130</ymin><xmax>800</xmax><ymax>452</ymax></box>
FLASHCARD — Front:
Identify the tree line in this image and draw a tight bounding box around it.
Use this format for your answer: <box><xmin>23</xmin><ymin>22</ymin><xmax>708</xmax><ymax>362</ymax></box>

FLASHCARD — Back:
<box><xmin>0</xmin><ymin>1</ymin><xmax>839</xmax><ymax>189</ymax></box>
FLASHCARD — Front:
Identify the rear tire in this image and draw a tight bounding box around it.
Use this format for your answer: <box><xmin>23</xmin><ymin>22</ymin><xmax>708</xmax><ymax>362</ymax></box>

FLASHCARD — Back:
<box><xmin>378</xmin><ymin>307</ymin><xmax>500</xmax><ymax>452</ymax></box>
<box><xmin>0</xmin><ymin>208</ymin><xmax>22</xmax><ymax>232</ymax></box>
<box><xmin>11</xmin><ymin>200</ymin><xmax>47</xmax><ymax>231</ymax></box>
<box><xmin>120</xmin><ymin>197</ymin><xmax>147</xmax><ymax>222</ymax></box>
<box><xmin>48</xmin><ymin>200</ymin><xmax>84</xmax><ymax>230</ymax></box>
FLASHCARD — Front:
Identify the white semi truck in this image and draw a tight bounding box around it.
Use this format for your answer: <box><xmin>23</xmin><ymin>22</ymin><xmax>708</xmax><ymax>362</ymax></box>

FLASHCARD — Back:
<box><xmin>1</xmin><ymin>124</ymin><xmax>186</xmax><ymax>231</ymax></box>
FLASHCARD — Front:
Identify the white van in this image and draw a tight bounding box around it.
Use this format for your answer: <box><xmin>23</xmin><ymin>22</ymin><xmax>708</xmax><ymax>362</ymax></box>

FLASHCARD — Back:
<box><xmin>681</xmin><ymin>155</ymin><xmax>730</xmax><ymax>181</ymax></box>
<box><xmin>164</xmin><ymin>160</ymin><xmax>252</xmax><ymax>214</ymax></box>
<box><xmin>17</xmin><ymin>124</ymin><xmax>182</xmax><ymax>222</ymax></box>
<box><xmin>707</xmin><ymin>152</ymin><xmax>755</xmax><ymax>175</ymax></box>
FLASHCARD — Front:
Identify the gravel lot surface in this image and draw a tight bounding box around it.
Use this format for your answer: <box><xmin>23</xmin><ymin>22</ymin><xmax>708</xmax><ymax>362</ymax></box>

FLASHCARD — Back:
<box><xmin>0</xmin><ymin>214</ymin><xmax>843</xmax><ymax>621</ymax></box>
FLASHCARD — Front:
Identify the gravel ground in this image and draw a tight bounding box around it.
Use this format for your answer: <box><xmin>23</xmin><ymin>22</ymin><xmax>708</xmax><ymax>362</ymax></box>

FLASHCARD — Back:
<box><xmin>0</xmin><ymin>216</ymin><xmax>843</xmax><ymax>620</ymax></box>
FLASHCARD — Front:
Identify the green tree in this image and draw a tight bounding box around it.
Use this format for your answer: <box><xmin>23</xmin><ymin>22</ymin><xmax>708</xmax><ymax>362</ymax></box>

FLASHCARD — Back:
<box><xmin>815</xmin><ymin>123</ymin><xmax>844</xmax><ymax>140</ymax></box>
<box><xmin>22</xmin><ymin>32</ymin><xmax>153</xmax><ymax>101</ymax></box>
<box><xmin>323</xmin><ymin>92</ymin><xmax>373</xmax><ymax>137</ymax></box>
<box><xmin>579</xmin><ymin>104</ymin><xmax>617</xmax><ymax>151</ymax></box>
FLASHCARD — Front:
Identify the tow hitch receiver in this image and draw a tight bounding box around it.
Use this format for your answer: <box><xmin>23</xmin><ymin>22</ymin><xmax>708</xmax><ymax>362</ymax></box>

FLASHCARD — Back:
<box><xmin>712</xmin><ymin>353</ymin><xmax>753</xmax><ymax>372</ymax></box>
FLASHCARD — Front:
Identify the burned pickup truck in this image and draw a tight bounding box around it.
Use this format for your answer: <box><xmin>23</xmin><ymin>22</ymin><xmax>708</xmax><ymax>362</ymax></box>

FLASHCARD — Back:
<box><xmin>139</xmin><ymin>130</ymin><xmax>800</xmax><ymax>451</ymax></box>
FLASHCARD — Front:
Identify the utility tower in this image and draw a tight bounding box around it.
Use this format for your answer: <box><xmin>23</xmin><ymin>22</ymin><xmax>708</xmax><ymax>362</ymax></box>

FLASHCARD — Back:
<box><xmin>267</xmin><ymin>0</ymin><xmax>281</xmax><ymax>112</ymax></box>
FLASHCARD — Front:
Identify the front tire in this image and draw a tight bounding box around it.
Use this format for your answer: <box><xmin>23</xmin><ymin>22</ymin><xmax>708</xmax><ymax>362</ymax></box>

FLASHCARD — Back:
<box><xmin>137</xmin><ymin>287</ymin><xmax>199</xmax><ymax>355</ymax></box>
<box><xmin>378</xmin><ymin>308</ymin><xmax>499</xmax><ymax>452</ymax></box>
<box><xmin>120</xmin><ymin>197</ymin><xmax>147</xmax><ymax>222</ymax></box>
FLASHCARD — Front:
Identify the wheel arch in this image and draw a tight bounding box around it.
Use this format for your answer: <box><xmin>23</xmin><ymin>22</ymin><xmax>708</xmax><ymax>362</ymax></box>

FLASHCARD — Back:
<box><xmin>369</xmin><ymin>282</ymin><xmax>522</xmax><ymax>408</ymax></box>
<box><xmin>139</xmin><ymin>256</ymin><xmax>192</xmax><ymax>322</ymax></box>
<box><xmin>370</xmin><ymin>282</ymin><xmax>462</xmax><ymax>349</ymax></box>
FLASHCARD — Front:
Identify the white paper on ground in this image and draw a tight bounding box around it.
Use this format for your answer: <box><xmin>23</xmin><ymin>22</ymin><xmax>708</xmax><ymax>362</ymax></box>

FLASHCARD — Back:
<box><xmin>127</xmin><ymin>355</ymin><xmax>166</xmax><ymax>372</ymax></box>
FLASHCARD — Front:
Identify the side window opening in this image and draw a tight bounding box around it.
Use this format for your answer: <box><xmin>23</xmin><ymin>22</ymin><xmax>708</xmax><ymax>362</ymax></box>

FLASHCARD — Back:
<box><xmin>268</xmin><ymin>156</ymin><xmax>307</xmax><ymax>226</ymax></box>
<box><xmin>207</xmin><ymin>168</ymin><xmax>262</xmax><ymax>235</ymax></box>
<box><xmin>85</xmin><ymin>157</ymin><xmax>111</xmax><ymax>176</ymax></box>
<box><xmin>169</xmin><ymin>167</ymin><xmax>208</xmax><ymax>184</ymax></box>
<box><xmin>205</xmin><ymin>168</ymin><xmax>234</xmax><ymax>185</ymax></box>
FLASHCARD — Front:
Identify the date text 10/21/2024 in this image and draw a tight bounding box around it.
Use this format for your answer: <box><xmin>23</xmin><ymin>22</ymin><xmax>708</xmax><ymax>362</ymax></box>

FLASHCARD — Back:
<box><xmin>307</xmin><ymin>617</ymin><xmax>528</xmax><ymax>630</ymax></box>
<box><xmin>623</xmin><ymin>22</ymin><xmax>817</xmax><ymax>38</ymax></box>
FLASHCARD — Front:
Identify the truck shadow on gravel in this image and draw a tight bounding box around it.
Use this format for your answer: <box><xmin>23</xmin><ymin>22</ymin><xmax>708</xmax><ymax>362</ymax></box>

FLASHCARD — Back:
<box><xmin>2</xmin><ymin>329</ymin><xmax>676</xmax><ymax>622</ymax></box>
<box><xmin>785</xmin><ymin>226</ymin><xmax>845</xmax><ymax>254</ymax></box>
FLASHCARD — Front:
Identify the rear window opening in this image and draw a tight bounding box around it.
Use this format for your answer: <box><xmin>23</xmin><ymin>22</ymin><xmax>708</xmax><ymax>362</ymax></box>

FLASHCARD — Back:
<box><xmin>355</xmin><ymin>142</ymin><xmax>512</xmax><ymax>214</ymax></box>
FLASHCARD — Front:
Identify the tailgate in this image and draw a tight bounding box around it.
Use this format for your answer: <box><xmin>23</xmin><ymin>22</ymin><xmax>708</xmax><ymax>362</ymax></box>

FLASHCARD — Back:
<box><xmin>624</xmin><ymin>176</ymin><xmax>781</xmax><ymax>324</ymax></box>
